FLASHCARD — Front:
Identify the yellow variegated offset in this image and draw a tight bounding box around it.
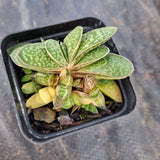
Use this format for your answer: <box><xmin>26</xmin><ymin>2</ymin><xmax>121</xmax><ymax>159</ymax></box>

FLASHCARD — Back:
<box><xmin>97</xmin><ymin>79</ymin><xmax>122</xmax><ymax>102</ymax></box>
<box><xmin>8</xmin><ymin>25</ymin><xmax>134</xmax><ymax>114</ymax></box>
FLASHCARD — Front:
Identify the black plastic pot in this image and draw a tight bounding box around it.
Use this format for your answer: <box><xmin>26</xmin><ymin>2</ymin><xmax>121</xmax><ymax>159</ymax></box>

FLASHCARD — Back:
<box><xmin>1</xmin><ymin>17</ymin><xmax>136</xmax><ymax>143</ymax></box>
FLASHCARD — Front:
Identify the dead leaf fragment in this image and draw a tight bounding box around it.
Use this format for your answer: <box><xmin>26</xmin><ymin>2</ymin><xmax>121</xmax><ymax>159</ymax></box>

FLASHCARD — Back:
<box><xmin>33</xmin><ymin>107</ymin><xmax>56</xmax><ymax>123</ymax></box>
<box><xmin>58</xmin><ymin>115</ymin><xmax>73</xmax><ymax>126</ymax></box>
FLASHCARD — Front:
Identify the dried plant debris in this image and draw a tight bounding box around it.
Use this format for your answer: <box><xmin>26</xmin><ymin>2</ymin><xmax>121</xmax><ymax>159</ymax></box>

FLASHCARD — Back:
<box><xmin>8</xmin><ymin>26</ymin><xmax>134</xmax><ymax>133</ymax></box>
<box><xmin>33</xmin><ymin>107</ymin><xmax>56</xmax><ymax>123</ymax></box>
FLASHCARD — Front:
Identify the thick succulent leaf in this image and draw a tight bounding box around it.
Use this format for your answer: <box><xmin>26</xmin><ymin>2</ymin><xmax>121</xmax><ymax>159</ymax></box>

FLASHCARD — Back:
<box><xmin>22</xmin><ymin>68</ymin><xmax>33</xmax><ymax>74</ymax></box>
<box><xmin>74</xmin><ymin>27</ymin><xmax>117</xmax><ymax>62</ymax></box>
<box><xmin>17</xmin><ymin>43</ymin><xmax>60</xmax><ymax>73</ymax></box>
<box><xmin>62</xmin><ymin>96</ymin><xmax>74</xmax><ymax>109</ymax></box>
<box><xmin>73</xmin><ymin>91</ymin><xmax>92</xmax><ymax>104</ymax></box>
<box><xmin>11</xmin><ymin>48</ymin><xmax>47</xmax><ymax>73</ymax></box>
<box><xmin>73</xmin><ymin>46</ymin><xmax>109</xmax><ymax>70</ymax></box>
<box><xmin>81</xmin><ymin>104</ymin><xmax>98</xmax><ymax>114</ymax></box>
<box><xmin>56</xmin><ymin>85</ymin><xmax>72</xmax><ymax>99</ymax></box>
<box><xmin>64</xmin><ymin>26</ymin><xmax>83</xmax><ymax>62</ymax></box>
<box><xmin>75</xmin><ymin>53</ymin><xmax>134</xmax><ymax>79</ymax></box>
<box><xmin>21</xmin><ymin>81</ymin><xmax>41</xmax><ymax>94</ymax></box>
<box><xmin>97</xmin><ymin>79</ymin><xmax>122</xmax><ymax>102</ymax></box>
<box><xmin>7</xmin><ymin>43</ymin><xmax>29</xmax><ymax>55</ymax></box>
<box><xmin>60</xmin><ymin>42</ymin><xmax>69</xmax><ymax>63</ymax></box>
<box><xmin>94</xmin><ymin>75</ymin><xmax>117</xmax><ymax>80</ymax></box>
<box><xmin>45</xmin><ymin>39</ymin><xmax>67</xmax><ymax>66</ymax></box>
<box><xmin>10</xmin><ymin>48</ymin><xmax>23</xmax><ymax>66</ymax></box>
<box><xmin>17</xmin><ymin>56</ymin><xmax>58</xmax><ymax>73</ymax></box>
<box><xmin>34</xmin><ymin>73</ymin><xmax>55</xmax><ymax>86</ymax></box>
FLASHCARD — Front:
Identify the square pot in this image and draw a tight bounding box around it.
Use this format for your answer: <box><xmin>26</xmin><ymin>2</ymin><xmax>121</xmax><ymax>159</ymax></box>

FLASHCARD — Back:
<box><xmin>1</xmin><ymin>17</ymin><xmax>136</xmax><ymax>142</ymax></box>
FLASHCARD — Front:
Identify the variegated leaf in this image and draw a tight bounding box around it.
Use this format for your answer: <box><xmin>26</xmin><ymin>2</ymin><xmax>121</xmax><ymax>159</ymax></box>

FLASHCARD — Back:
<box><xmin>97</xmin><ymin>79</ymin><xmax>122</xmax><ymax>102</ymax></box>
<box><xmin>75</xmin><ymin>53</ymin><xmax>134</xmax><ymax>79</ymax></box>
<box><xmin>17</xmin><ymin>43</ymin><xmax>60</xmax><ymax>73</ymax></box>
<box><xmin>64</xmin><ymin>26</ymin><xmax>83</xmax><ymax>62</ymax></box>
<box><xmin>45</xmin><ymin>39</ymin><xmax>67</xmax><ymax>66</ymax></box>
<box><xmin>10</xmin><ymin>47</ymin><xmax>23</xmax><ymax>66</ymax></box>
<box><xmin>74</xmin><ymin>27</ymin><xmax>117</xmax><ymax>63</ymax></box>
<box><xmin>7</xmin><ymin>43</ymin><xmax>29</xmax><ymax>55</ymax></box>
<box><xmin>60</xmin><ymin>42</ymin><xmax>69</xmax><ymax>63</ymax></box>
<box><xmin>73</xmin><ymin>46</ymin><xmax>109</xmax><ymax>70</ymax></box>
<box><xmin>94</xmin><ymin>75</ymin><xmax>117</xmax><ymax>80</ymax></box>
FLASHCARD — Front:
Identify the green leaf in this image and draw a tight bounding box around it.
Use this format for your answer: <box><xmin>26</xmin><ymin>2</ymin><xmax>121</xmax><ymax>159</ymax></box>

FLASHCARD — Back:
<box><xmin>81</xmin><ymin>104</ymin><xmax>98</xmax><ymax>114</ymax></box>
<box><xmin>17</xmin><ymin>43</ymin><xmax>60</xmax><ymax>72</ymax></box>
<box><xmin>10</xmin><ymin>48</ymin><xmax>23</xmax><ymax>66</ymax></box>
<box><xmin>45</xmin><ymin>39</ymin><xmax>67</xmax><ymax>66</ymax></box>
<box><xmin>40</xmin><ymin>37</ymin><xmax>45</xmax><ymax>43</ymax></box>
<box><xmin>22</xmin><ymin>68</ymin><xmax>33</xmax><ymax>75</ymax></box>
<box><xmin>34</xmin><ymin>73</ymin><xmax>55</xmax><ymax>86</ymax></box>
<box><xmin>7</xmin><ymin>43</ymin><xmax>29</xmax><ymax>55</ymax></box>
<box><xmin>71</xmin><ymin>92</ymin><xmax>81</xmax><ymax>106</ymax></box>
<box><xmin>75</xmin><ymin>53</ymin><xmax>134</xmax><ymax>79</ymax></box>
<box><xmin>21</xmin><ymin>81</ymin><xmax>41</xmax><ymax>94</ymax></box>
<box><xmin>64</xmin><ymin>26</ymin><xmax>83</xmax><ymax>62</ymax></box>
<box><xmin>60</xmin><ymin>42</ymin><xmax>69</xmax><ymax>63</ymax></box>
<box><xmin>88</xmin><ymin>87</ymin><xmax>106</xmax><ymax>109</ymax></box>
<box><xmin>72</xmin><ymin>78</ymin><xmax>82</xmax><ymax>89</ymax></box>
<box><xmin>62</xmin><ymin>96</ymin><xmax>74</xmax><ymax>109</ymax></box>
<box><xmin>90</xmin><ymin>91</ymin><xmax>106</xmax><ymax>109</ymax></box>
<box><xmin>89</xmin><ymin>104</ymin><xmax>98</xmax><ymax>114</ymax></box>
<box><xmin>97</xmin><ymin>79</ymin><xmax>122</xmax><ymax>102</ymax></box>
<box><xmin>21</xmin><ymin>75</ymin><xmax>32</xmax><ymax>82</ymax></box>
<box><xmin>74</xmin><ymin>27</ymin><xmax>117</xmax><ymax>62</ymax></box>
<box><xmin>59</xmin><ymin>75</ymin><xmax>73</xmax><ymax>87</ymax></box>
<box><xmin>56</xmin><ymin>85</ymin><xmax>72</xmax><ymax>99</ymax></box>
<box><xmin>73</xmin><ymin>46</ymin><xmax>110</xmax><ymax>70</ymax></box>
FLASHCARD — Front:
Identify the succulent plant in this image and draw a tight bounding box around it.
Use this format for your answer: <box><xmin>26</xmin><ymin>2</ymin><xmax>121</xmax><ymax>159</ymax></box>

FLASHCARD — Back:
<box><xmin>8</xmin><ymin>26</ymin><xmax>134</xmax><ymax>118</ymax></box>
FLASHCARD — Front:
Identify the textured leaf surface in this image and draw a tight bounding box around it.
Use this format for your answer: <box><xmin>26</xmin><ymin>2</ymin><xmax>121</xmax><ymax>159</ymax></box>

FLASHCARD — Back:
<box><xmin>76</xmin><ymin>53</ymin><xmax>134</xmax><ymax>79</ymax></box>
<box><xmin>56</xmin><ymin>85</ymin><xmax>72</xmax><ymax>99</ymax></box>
<box><xmin>11</xmin><ymin>48</ymin><xmax>45</xmax><ymax>72</ymax></box>
<box><xmin>7</xmin><ymin>43</ymin><xmax>29</xmax><ymax>55</ymax></box>
<box><xmin>60</xmin><ymin>42</ymin><xmax>69</xmax><ymax>63</ymax></box>
<box><xmin>73</xmin><ymin>46</ymin><xmax>109</xmax><ymax>70</ymax></box>
<box><xmin>18</xmin><ymin>43</ymin><xmax>60</xmax><ymax>72</ymax></box>
<box><xmin>74</xmin><ymin>27</ymin><xmax>117</xmax><ymax>62</ymax></box>
<box><xmin>45</xmin><ymin>39</ymin><xmax>67</xmax><ymax>66</ymax></box>
<box><xmin>97</xmin><ymin>79</ymin><xmax>122</xmax><ymax>102</ymax></box>
<box><xmin>10</xmin><ymin>48</ymin><xmax>23</xmax><ymax>66</ymax></box>
<box><xmin>64</xmin><ymin>26</ymin><xmax>83</xmax><ymax>62</ymax></box>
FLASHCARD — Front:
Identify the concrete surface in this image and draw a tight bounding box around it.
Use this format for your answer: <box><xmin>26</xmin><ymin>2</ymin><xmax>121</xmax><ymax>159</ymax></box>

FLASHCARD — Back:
<box><xmin>0</xmin><ymin>0</ymin><xmax>160</xmax><ymax>160</ymax></box>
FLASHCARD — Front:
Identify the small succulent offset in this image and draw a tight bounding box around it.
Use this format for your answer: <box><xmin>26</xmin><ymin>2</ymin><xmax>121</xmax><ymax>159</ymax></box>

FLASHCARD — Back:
<box><xmin>8</xmin><ymin>26</ymin><xmax>134</xmax><ymax>125</ymax></box>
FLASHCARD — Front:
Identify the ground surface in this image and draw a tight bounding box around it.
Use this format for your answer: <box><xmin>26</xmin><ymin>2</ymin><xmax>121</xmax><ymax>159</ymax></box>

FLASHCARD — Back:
<box><xmin>0</xmin><ymin>0</ymin><xmax>160</xmax><ymax>160</ymax></box>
